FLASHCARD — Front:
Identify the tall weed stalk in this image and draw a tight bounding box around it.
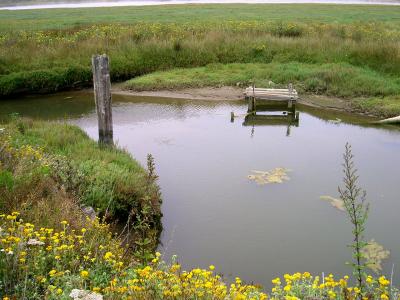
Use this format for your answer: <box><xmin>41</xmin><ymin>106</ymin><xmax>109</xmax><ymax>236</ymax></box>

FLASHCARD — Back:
<box><xmin>339</xmin><ymin>143</ymin><xmax>369</xmax><ymax>296</ymax></box>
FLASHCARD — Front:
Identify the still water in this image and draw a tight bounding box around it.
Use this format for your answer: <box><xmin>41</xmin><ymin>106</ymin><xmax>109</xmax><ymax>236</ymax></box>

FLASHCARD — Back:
<box><xmin>1</xmin><ymin>91</ymin><xmax>399</xmax><ymax>288</ymax></box>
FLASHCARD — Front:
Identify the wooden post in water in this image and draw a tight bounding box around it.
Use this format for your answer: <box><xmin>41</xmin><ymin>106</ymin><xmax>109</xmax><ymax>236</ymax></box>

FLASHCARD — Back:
<box><xmin>288</xmin><ymin>83</ymin><xmax>294</xmax><ymax>111</ymax></box>
<box><xmin>252</xmin><ymin>83</ymin><xmax>256</xmax><ymax>111</ymax></box>
<box><xmin>92</xmin><ymin>54</ymin><xmax>113</xmax><ymax>145</ymax></box>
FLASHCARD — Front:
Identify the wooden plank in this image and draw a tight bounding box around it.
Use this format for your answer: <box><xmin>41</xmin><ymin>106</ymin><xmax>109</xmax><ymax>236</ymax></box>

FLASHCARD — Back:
<box><xmin>246</xmin><ymin>87</ymin><xmax>293</xmax><ymax>91</ymax></box>
<box><xmin>92</xmin><ymin>54</ymin><xmax>113</xmax><ymax>145</ymax></box>
<box><xmin>245</xmin><ymin>95</ymin><xmax>298</xmax><ymax>101</ymax></box>
<box><xmin>245</xmin><ymin>89</ymin><xmax>297</xmax><ymax>93</ymax></box>
<box><xmin>255</xmin><ymin>97</ymin><xmax>297</xmax><ymax>101</ymax></box>
<box><xmin>245</xmin><ymin>93</ymin><xmax>298</xmax><ymax>98</ymax></box>
<box><xmin>245</xmin><ymin>92</ymin><xmax>298</xmax><ymax>97</ymax></box>
<box><xmin>244</xmin><ymin>91</ymin><xmax>298</xmax><ymax>96</ymax></box>
<box><xmin>245</xmin><ymin>88</ymin><xmax>298</xmax><ymax>93</ymax></box>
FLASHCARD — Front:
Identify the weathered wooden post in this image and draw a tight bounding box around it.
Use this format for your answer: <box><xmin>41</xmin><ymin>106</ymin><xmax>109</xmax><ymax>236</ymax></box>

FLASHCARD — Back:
<box><xmin>92</xmin><ymin>54</ymin><xmax>113</xmax><ymax>145</ymax></box>
<box><xmin>252</xmin><ymin>83</ymin><xmax>256</xmax><ymax>111</ymax></box>
<box><xmin>288</xmin><ymin>83</ymin><xmax>294</xmax><ymax>110</ymax></box>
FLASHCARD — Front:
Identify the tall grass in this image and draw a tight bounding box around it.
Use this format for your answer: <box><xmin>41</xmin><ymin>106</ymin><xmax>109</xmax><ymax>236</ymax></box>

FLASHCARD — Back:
<box><xmin>0</xmin><ymin>21</ymin><xmax>399</xmax><ymax>98</ymax></box>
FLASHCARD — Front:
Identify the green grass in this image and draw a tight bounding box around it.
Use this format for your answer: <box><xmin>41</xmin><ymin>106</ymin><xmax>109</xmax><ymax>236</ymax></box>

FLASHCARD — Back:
<box><xmin>1</xmin><ymin>4</ymin><xmax>400</xmax><ymax>31</ymax></box>
<box><xmin>0</xmin><ymin>118</ymin><xmax>162</xmax><ymax>224</ymax></box>
<box><xmin>353</xmin><ymin>96</ymin><xmax>400</xmax><ymax>117</ymax></box>
<box><xmin>123</xmin><ymin>62</ymin><xmax>400</xmax><ymax>97</ymax></box>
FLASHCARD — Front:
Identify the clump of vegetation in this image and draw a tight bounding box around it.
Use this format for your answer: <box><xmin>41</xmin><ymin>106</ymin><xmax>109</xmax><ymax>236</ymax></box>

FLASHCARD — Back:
<box><xmin>361</xmin><ymin>239</ymin><xmax>390</xmax><ymax>274</ymax></box>
<box><xmin>0</xmin><ymin>117</ymin><xmax>161</xmax><ymax>222</ymax></box>
<box><xmin>1</xmin><ymin>211</ymin><xmax>399</xmax><ymax>300</ymax></box>
<box><xmin>270</xmin><ymin>272</ymin><xmax>398</xmax><ymax>300</ymax></box>
<box><xmin>0</xmin><ymin>211</ymin><xmax>268</xmax><ymax>299</ymax></box>
<box><xmin>247</xmin><ymin>168</ymin><xmax>291</xmax><ymax>185</ymax></box>
<box><xmin>0</xmin><ymin>117</ymin><xmax>162</xmax><ymax>266</ymax></box>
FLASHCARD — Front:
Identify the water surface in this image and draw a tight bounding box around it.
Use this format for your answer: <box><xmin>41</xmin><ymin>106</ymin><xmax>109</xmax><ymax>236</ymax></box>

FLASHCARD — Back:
<box><xmin>1</xmin><ymin>91</ymin><xmax>399</xmax><ymax>288</ymax></box>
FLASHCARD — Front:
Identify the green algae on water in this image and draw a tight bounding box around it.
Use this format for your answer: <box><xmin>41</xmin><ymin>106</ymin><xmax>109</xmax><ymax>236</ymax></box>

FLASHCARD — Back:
<box><xmin>361</xmin><ymin>239</ymin><xmax>390</xmax><ymax>273</ymax></box>
<box><xmin>247</xmin><ymin>168</ymin><xmax>290</xmax><ymax>185</ymax></box>
<box><xmin>320</xmin><ymin>195</ymin><xmax>345</xmax><ymax>212</ymax></box>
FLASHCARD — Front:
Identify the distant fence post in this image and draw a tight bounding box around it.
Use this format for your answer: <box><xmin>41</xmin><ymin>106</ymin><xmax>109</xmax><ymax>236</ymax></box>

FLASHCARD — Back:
<box><xmin>92</xmin><ymin>54</ymin><xmax>113</xmax><ymax>145</ymax></box>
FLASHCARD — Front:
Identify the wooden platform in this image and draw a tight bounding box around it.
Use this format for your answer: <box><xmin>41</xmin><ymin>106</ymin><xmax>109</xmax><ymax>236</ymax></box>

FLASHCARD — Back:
<box><xmin>244</xmin><ymin>84</ymin><xmax>298</xmax><ymax>112</ymax></box>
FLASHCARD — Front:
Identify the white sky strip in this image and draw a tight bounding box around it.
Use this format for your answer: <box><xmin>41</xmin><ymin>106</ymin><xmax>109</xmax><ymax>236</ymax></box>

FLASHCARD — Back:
<box><xmin>2</xmin><ymin>0</ymin><xmax>400</xmax><ymax>10</ymax></box>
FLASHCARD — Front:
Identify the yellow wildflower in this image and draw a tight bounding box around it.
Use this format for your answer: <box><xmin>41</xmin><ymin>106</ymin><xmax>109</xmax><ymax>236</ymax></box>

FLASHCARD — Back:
<box><xmin>80</xmin><ymin>270</ymin><xmax>89</xmax><ymax>278</ymax></box>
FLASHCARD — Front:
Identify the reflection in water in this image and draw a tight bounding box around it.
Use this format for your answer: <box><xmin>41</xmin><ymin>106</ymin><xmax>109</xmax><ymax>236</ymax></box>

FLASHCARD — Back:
<box><xmin>0</xmin><ymin>91</ymin><xmax>95</xmax><ymax>122</ymax></box>
<box><xmin>244</xmin><ymin>111</ymin><xmax>300</xmax><ymax>137</ymax></box>
<box><xmin>232</xmin><ymin>102</ymin><xmax>300</xmax><ymax>137</ymax></box>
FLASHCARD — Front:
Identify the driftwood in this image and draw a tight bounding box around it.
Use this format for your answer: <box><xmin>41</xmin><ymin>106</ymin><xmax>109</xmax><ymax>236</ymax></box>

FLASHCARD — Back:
<box><xmin>376</xmin><ymin>115</ymin><xmax>400</xmax><ymax>125</ymax></box>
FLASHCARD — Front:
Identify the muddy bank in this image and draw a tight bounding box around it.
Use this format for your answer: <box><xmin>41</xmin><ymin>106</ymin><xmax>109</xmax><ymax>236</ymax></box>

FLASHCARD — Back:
<box><xmin>112</xmin><ymin>85</ymin><xmax>360</xmax><ymax>114</ymax></box>
<box><xmin>113</xmin><ymin>86</ymin><xmax>244</xmax><ymax>102</ymax></box>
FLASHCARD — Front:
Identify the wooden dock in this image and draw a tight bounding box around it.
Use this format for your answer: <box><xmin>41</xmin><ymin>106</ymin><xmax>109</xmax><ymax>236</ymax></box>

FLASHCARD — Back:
<box><xmin>244</xmin><ymin>84</ymin><xmax>298</xmax><ymax>112</ymax></box>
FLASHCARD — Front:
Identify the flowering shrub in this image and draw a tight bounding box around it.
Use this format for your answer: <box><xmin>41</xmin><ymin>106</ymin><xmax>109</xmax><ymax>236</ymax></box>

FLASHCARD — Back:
<box><xmin>0</xmin><ymin>212</ymin><xmax>267</xmax><ymax>299</ymax></box>
<box><xmin>0</xmin><ymin>212</ymin><xmax>398</xmax><ymax>300</ymax></box>
<box><xmin>270</xmin><ymin>272</ymin><xmax>398</xmax><ymax>300</ymax></box>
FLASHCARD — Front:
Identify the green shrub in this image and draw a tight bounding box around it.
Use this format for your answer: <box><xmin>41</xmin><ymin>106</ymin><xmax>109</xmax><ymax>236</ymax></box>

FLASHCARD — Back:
<box><xmin>0</xmin><ymin>66</ymin><xmax>91</xmax><ymax>96</ymax></box>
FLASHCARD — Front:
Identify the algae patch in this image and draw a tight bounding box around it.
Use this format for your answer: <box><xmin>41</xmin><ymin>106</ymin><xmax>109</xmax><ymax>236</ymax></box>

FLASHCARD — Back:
<box><xmin>320</xmin><ymin>195</ymin><xmax>345</xmax><ymax>212</ymax></box>
<box><xmin>247</xmin><ymin>168</ymin><xmax>290</xmax><ymax>185</ymax></box>
<box><xmin>361</xmin><ymin>239</ymin><xmax>390</xmax><ymax>273</ymax></box>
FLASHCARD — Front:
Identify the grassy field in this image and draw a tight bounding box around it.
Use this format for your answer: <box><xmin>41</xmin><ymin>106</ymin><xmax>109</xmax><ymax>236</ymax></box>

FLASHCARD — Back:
<box><xmin>1</xmin><ymin>4</ymin><xmax>400</xmax><ymax>30</ymax></box>
<box><xmin>0</xmin><ymin>4</ymin><xmax>400</xmax><ymax>116</ymax></box>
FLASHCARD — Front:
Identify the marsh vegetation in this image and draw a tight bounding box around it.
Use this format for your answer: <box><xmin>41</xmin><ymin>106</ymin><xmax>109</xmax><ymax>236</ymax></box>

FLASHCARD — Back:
<box><xmin>0</xmin><ymin>4</ymin><xmax>400</xmax><ymax>115</ymax></box>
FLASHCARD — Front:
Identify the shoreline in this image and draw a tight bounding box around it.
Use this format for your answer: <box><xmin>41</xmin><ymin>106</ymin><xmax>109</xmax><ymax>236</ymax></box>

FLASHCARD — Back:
<box><xmin>112</xmin><ymin>86</ymin><xmax>363</xmax><ymax>115</ymax></box>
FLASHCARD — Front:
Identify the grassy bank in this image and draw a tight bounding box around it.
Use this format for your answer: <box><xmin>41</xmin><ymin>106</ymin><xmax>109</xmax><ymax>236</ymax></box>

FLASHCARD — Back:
<box><xmin>123</xmin><ymin>63</ymin><xmax>400</xmax><ymax>117</ymax></box>
<box><xmin>0</xmin><ymin>117</ymin><xmax>161</xmax><ymax>230</ymax></box>
<box><xmin>0</xmin><ymin>4</ymin><xmax>399</xmax><ymax>115</ymax></box>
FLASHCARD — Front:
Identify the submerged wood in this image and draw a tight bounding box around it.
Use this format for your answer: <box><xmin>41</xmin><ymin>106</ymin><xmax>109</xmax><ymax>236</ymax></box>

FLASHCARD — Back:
<box><xmin>247</xmin><ymin>168</ymin><xmax>290</xmax><ymax>185</ymax></box>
